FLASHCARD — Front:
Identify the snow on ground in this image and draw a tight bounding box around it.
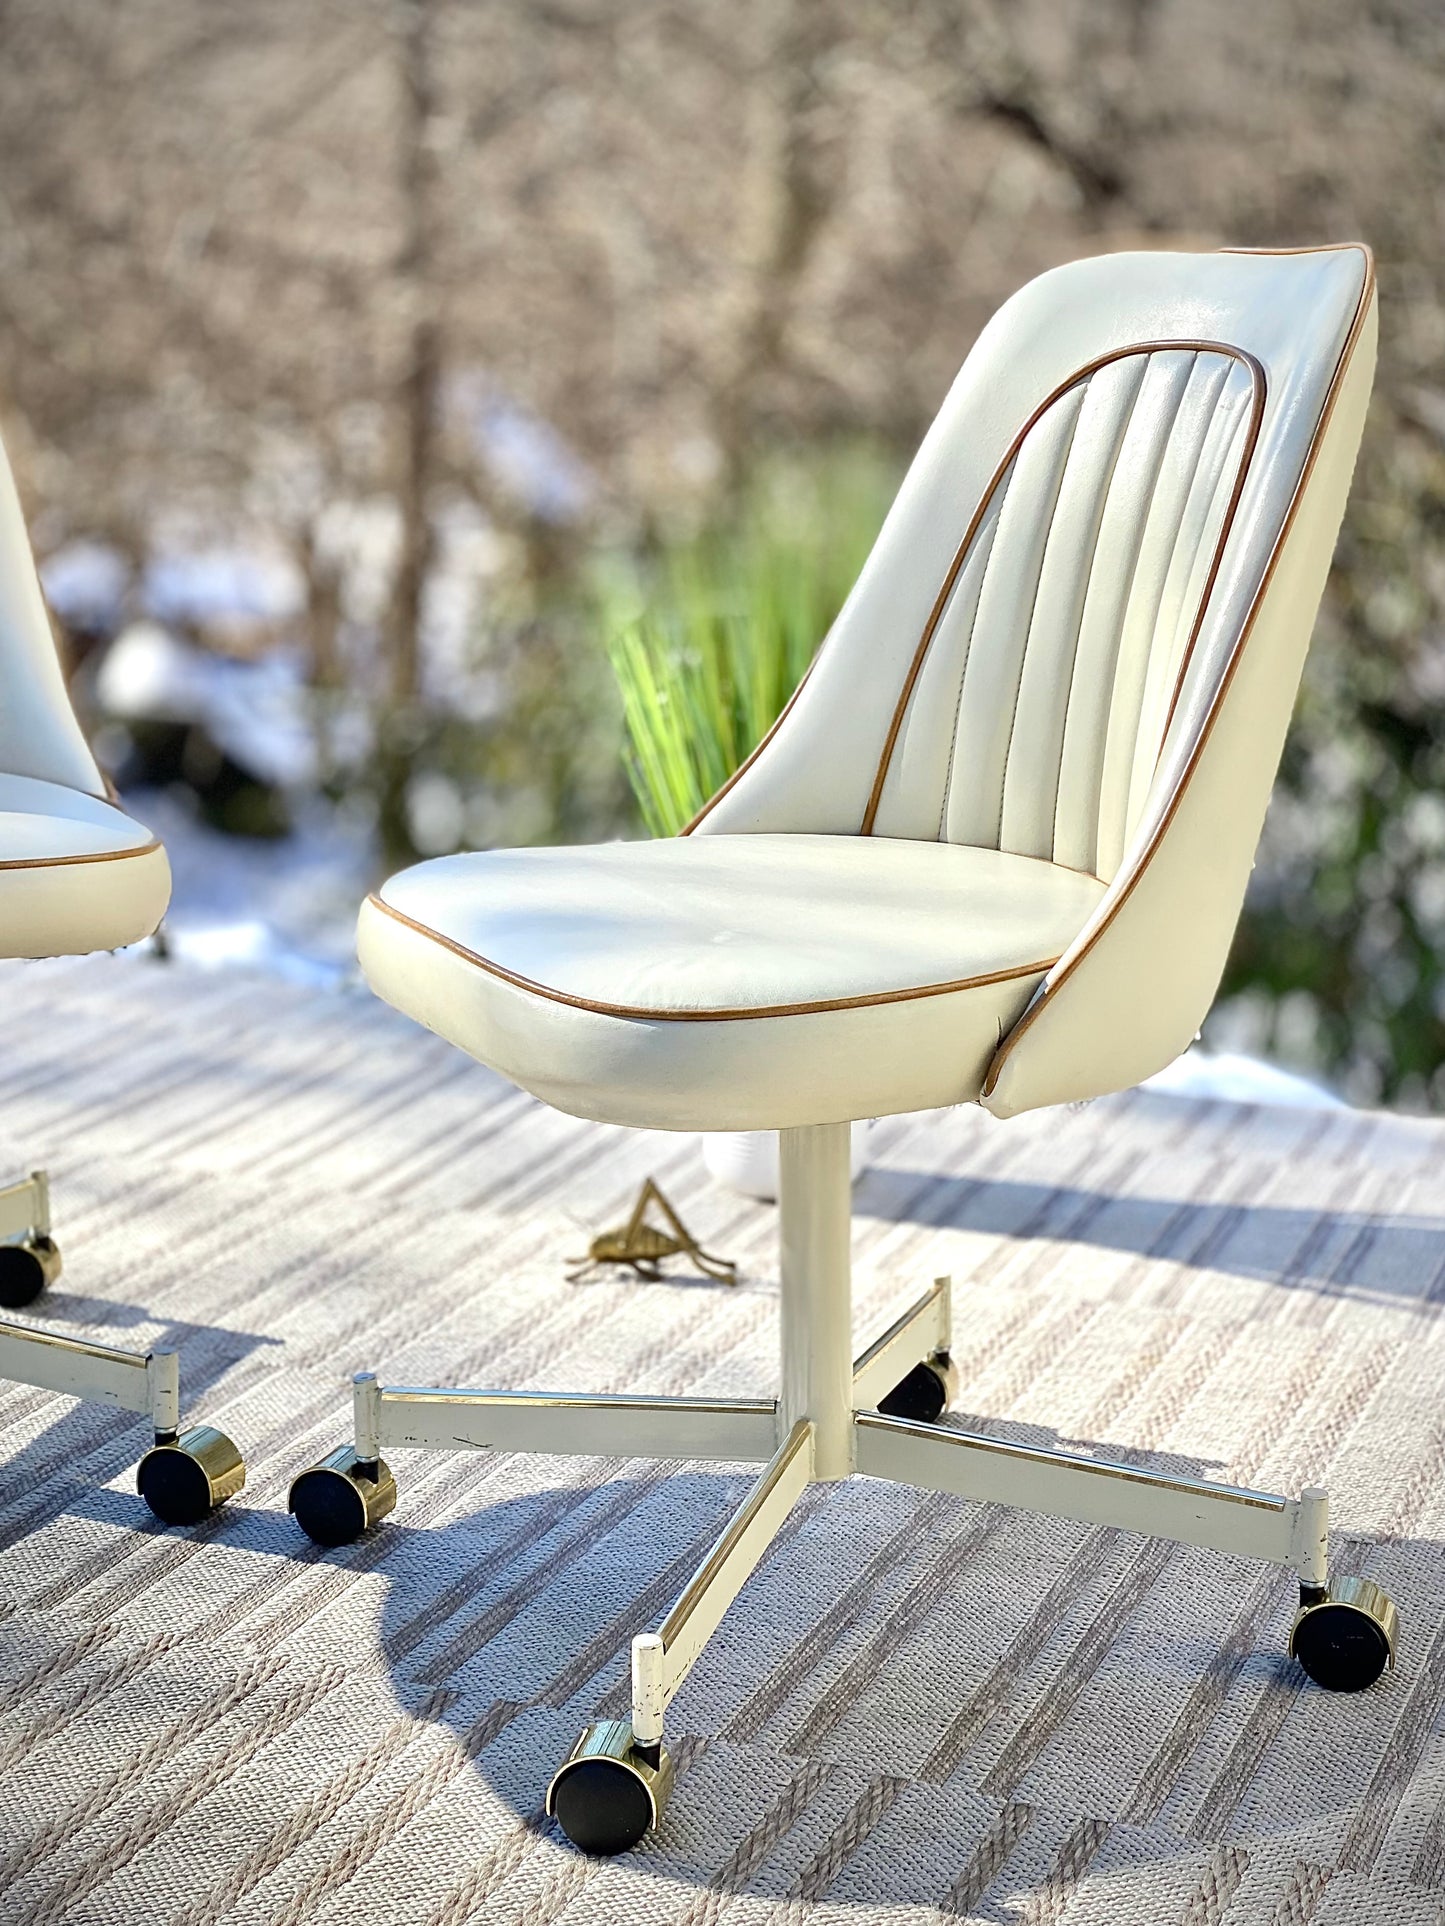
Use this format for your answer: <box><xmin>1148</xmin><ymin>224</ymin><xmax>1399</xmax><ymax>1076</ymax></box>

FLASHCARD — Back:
<box><xmin>98</xmin><ymin>626</ymin><xmax>319</xmax><ymax>788</ymax></box>
<box><xmin>1140</xmin><ymin>1048</ymin><xmax>1343</xmax><ymax>1109</ymax></box>
<box><xmin>123</xmin><ymin>786</ymin><xmax>374</xmax><ymax>988</ymax></box>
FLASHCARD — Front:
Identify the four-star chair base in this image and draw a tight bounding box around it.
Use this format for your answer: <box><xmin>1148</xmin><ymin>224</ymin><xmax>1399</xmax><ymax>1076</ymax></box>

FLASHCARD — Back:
<box><xmin>290</xmin><ymin>1122</ymin><xmax>1398</xmax><ymax>1855</ymax></box>
<box><xmin>0</xmin><ymin>1168</ymin><xmax>247</xmax><ymax>1526</ymax></box>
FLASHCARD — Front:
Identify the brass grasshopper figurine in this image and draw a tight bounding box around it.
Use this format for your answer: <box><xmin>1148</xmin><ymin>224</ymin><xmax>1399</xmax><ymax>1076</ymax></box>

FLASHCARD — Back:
<box><xmin>569</xmin><ymin>1178</ymin><xmax>737</xmax><ymax>1284</ymax></box>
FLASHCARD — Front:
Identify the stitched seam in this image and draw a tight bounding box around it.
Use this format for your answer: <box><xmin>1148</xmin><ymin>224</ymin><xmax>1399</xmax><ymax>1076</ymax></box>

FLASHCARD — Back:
<box><xmin>1181</xmin><ymin>390</ymin><xmax>1253</xmax><ymax>633</ymax></box>
<box><xmin>1049</xmin><ymin>354</ymin><xmax>1152</xmax><ymax>865</ymax></box>
<box><xmin>365</xmin><ymin>893</ymin><xmax>1063</xmax><ymax>1023</ymax></box>
<box><xmin>1119</xmin><ymin>354</ymin><xmax>1236</xmax><ymax>836</ymax></box>
<box><xmin>1155</xmin><ymin>376</ymin><xmax>1250</xmax><ymax>702</ymax></box>
<box><xmin>1088</xmin><ymin>349</ymin><xmax>1201</xmax><ymax>874</ymax></box>
<box><xmin>1060</xmin><ymin>356</ymin><xmax>1183</xmax><ymax>876</ymax></box>
<box><xmin>993</xmin><ymin>380</ymin><xmax>1091</xmax><ymax>849</ymax></box>
<box><xmin>1155</xmin><ymin>359</ymin><xmax>1270</xmax><ymax>751</ymax></box>
<box><xmin>935</xmin><ymin>475</ymin><xmax>1011</xmax><ymax>839</ymax></box>
<box><xmin>1057</xmin><ymin>352</ymin><xmax>1186</xmax><ymax>873</ymax></box>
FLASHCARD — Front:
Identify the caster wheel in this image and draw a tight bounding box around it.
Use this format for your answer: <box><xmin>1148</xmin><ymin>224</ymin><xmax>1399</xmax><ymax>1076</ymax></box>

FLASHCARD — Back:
<box><xmin>878</xmin><ymin>1351</ymin><xmax>958</xmax><ymax>1424</ymax></box>
<box><xmin>547</xmin><ymin>1720</ymin><xmax>674</xmax><ymax>1855</ymax></box>
<box><xmin>1290</xmin><ymin>1577</ymin><xmax>1398</xmax><ymax>1692</ymax></box>
<box><xmin>0</xmin><ymin>1235</ymin><xmax>61</xmax><ymax>1310</ymax></box>
<box><xmin>288</xmin><ymin>1446</ymin><xmax>396</xmax><ymax>1547</ymax></box>
<box><xmin>137</xmin><ymin>1425</ymin><xmax>246</xmax><ymax>1526</ymax></box>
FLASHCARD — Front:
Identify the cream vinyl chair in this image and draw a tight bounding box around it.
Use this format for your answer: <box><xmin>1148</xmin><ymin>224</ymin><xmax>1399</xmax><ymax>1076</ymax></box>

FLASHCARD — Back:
<box><xmin>0</xmin><ymin>440</ymin><xmax>245</xmax><ymax>1526</ymax></box>
<box><xmin>291</xmin><ymin>242</ymin><xmax>1393</xmax><ymax>1853</ymax></box>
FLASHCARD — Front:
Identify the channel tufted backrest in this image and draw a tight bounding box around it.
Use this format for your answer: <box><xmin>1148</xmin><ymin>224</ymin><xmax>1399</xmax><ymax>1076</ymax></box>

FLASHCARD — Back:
<box><xmin>863</xmin><ymin>342</ymin><xmax>1263</xmax><ymax>881</ymax></box>
<box><xmin>688</xmin><ymin>245</ymin><xmax>1373</xmax><ymax>875</ymax></box>
<box><xmin>686</xmin><ymin>245</ymin><xmax>1376</xmax><ymax>1115</ymax></box>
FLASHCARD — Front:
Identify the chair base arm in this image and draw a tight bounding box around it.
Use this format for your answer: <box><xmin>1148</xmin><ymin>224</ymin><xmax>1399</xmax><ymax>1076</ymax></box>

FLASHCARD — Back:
<box><xmin>356</xmin><ymin>1383</ymin><xmax>782</xmax><ymax>1463</ymax></box>
<box><xmin>850</xmin><ymin>1276</ymin><xmax>953</xmax><ymax>1413</ymax></box>
<box><xmin>852</xmin><ymin>1410</ymin><xmax>1327</xmax><ymax>1580</ymax></box>
<box><xmin>0</xmin><ymin>1168</ymin><xmax>49</xmax><ymax>1244</ymax></box>
<box><xmin>0</xmin><ymin>1318</ymin><xmax>246</xmax><ymax>1527</ymax></box>
<box><xmin>632</xmin><ymin>1420</ymin><xmax>814</xmax><ymax>1744</ymax></box>
<box><xmin>306</xmin><ymin>1218</ymin><xmax>1389</xmax><ymax>1856</ymax></box>
<box><xmin>0</xmin><ymin>1170</ymin><xmax>245</xmax><ymax>1528</ymax></box>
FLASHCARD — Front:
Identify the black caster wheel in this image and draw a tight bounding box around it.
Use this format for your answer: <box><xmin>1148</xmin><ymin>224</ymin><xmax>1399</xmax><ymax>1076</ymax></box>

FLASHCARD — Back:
<box><xmin>1290</xmin><ymin>1577</ymin><xmax>1398</xmax><ymax>1692</ymax></box>
<box><xmin>0</xmin><ymin>1235</ymin><xmax>61</xmax><ymax>1310</ymax></box>
<box><xmin>288</xmin><ymin>1446</ymin><xmax>397</xmax><ymax>1547</ymax></box>
<box><xmin>878</xmin><ymin>1351</ymin><xmax>958</xmax><ymax>1424</ymax></box>
<box><xmin>137</xmin><ymin>1425</ymin><xmax>246</xmax><ymax>1526</ymax></box>
<box><xmin>547</xmin><ymin>1720</ymin><xmax>674</xmax><ymax>1855</ymax></box>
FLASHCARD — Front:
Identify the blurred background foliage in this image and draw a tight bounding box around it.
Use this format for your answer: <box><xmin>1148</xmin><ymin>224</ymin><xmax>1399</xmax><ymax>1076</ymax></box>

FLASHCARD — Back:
<box><xmin>601</xmin><ymin>446</ymin><xmax>895</xmax><ymax>836</ymax></box>
<box><xmin>0</xmin><ymin>0</ymin><xmax>1442</xmax><ymax>1102</ymax></box>
<box><xmin>1218</xmin><ymin>418</ymin><xmax>1445</xmax><ymax>1105</ymax></box>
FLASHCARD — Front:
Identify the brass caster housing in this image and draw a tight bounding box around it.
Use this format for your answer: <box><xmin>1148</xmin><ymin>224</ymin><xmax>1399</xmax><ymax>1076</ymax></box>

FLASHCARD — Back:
<box><xmin>0</xmin><ymin>1234</ymin><xmax>61</xmax><ymax>1311</ymax></box>
<box><xmin>547</xmin><ymin>1718</ymin><xmax>675</xmax><ymax>1855</ymax></box>
<box><xmin>1290</xmin><ymin>1576</ymin><xmax>1398</xmax><ymax>1692</ymax></box>
<box><xmin>288</xmin><ymin>1445</ymin><xmax>397</xmax><ymax>1547</ymax></box>
<box><xmin>136</xmin><ymin>1424</ymin><xmax>246</xmax><ymax>1527</ymax></box>
<box><xmin>878</xmin><ymin>1349</ymin><xmax>958</xmax><ymax>1425</ymax></box>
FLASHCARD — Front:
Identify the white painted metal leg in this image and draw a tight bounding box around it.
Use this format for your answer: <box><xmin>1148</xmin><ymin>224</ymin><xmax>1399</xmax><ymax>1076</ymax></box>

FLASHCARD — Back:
<box><xmin>354</xmin><ymin>1370</ymin><xmax>383</xmax><ymax>1464</ymax></box>
<box><xmin>851</xmin><ymin>1276</ymin><xmax>953</xmax><ymax>1412</ymax></box>
<box><xmin>1292</xmin><ymin>1485</ymin><xmax>1329</xmax><ymax>1589</ymax></box>
<box><xmin>0</xmin><ymin>1319</ymin><xmax>170</xmax><ymax>1423</ymax></box>
<box><xmin>854</xmin><ymin>1410</ymin><xmax>1322</xmax><ymax>1570</ymax></box>
<box><xmin>0</xmin><ymin>1169</ymin><xmax>47</xmax><ymax>1243</ymax></box>
<box><xmin>369</xmin><ymin>1384</ymin><xmax>781</xmax><ymax>1463</ymax></box>
<box><xmin>146</xmin><ymin>1348</ymin><xmax>181</xmax><ymax>1437</ymax></box>
<box><xmin>779</xmin><ymin>1123</ymin><xmax>854</xmax><ymax>1480</ymax></box>
<box><xmin>631</xmin><ymin>1420</ymin><xmax>814</xmax><ymax>1746</ymax></box>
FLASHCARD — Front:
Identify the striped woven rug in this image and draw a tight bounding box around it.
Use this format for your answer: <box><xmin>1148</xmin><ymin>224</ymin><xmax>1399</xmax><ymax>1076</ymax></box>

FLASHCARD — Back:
<box><xmin>2</xmin><ymin>953</ymin><xmax>1444</xmax><ymax>1925</ymax></box>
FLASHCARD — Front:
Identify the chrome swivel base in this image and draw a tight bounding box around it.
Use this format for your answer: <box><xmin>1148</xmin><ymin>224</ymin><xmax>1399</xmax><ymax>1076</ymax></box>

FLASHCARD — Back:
<box><xmin>293</xmin><ymin>1122</ymin><xmax>1399</xmax><ymax>1853</ymax></box>
<box><xmin>0</xmin><ymin>1168</ymin><xmax>247</xmax><ymax>1526</ymax></box>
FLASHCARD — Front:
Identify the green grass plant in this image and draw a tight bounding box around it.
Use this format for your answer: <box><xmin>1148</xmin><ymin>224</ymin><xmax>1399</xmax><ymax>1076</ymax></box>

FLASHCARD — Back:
<box><xmin>602</xmin><ymin>445</ymin><xmax>897</xmax><ymax>836</ymax></box>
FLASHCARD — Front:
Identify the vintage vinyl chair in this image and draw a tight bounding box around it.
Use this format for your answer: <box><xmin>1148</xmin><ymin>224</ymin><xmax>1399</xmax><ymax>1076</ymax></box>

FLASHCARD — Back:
<box><xmin>0</xmin><ymin>435</ymin><xmax>245</xmax><ymax>1526</ymax></box>
<box><xmin>292</xmin><ymin>243</ymin><xmax>1391</xmax><ymax>1852</ymax></box>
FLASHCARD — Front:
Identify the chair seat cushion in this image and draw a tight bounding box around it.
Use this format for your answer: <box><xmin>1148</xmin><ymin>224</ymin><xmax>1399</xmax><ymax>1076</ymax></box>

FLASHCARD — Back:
<box><xmin>359</xmin><ymin>835</ymin><xmax>1106</xmax><ymax>1131</ymax></box>
<box><xmin>0</xmin><ymin>772</ymin><xmax>171</xmax><ymax>959</ymax></box>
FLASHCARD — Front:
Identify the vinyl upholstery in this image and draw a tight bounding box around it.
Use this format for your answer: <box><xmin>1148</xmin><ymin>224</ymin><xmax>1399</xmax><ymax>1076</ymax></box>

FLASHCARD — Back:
<box><xmin>361</xmin><ymin>840</ymin><xmax>1105</xmax><ymax>1130</ymax></box>
<box><xmin>868</xmin><ymin>346</ymin><xmax>1261</xmax><ymax>878</ymax></box>
<box><xmin>361</xmin><ymin>245</ymin><xmax>1376</xmax><ymax>1130</ymax></box>
<box><xmin>0</xmin><ymin>442</ymin><xmax>170</xmax><ymax>961</ymax></box>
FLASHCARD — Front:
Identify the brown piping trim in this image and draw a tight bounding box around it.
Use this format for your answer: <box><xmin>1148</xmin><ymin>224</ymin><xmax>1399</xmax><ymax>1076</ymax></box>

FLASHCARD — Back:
<box><xmin>860</xmin><ymin>338</ymin><xmax>1266</xmax><ymax>836</ymax></box>
<box><xmin>366</xmin><ymin>891</ymin><xmax>1060</xmax><ymax>1024</ymax></box>
<box><xmin>1220</xmin><ymin>242</ymin><xmax>1373</xmax><ymax>258</ymax></box>
<box><xmin>0</xmin><ymin>837</ymin><xmax>163</xmax><ymax>872</ymax></box>
<box><xmin>981</xmin><ymin>242</ymin><xmax>1376</xmax><ymax>1100</ymax></box>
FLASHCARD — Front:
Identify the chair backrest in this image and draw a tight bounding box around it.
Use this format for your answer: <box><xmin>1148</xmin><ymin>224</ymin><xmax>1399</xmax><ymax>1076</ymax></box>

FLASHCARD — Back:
<box><xmin>867</xmin><ymin>339</ymin><xmax>1264</xmax><ymax>881</ymax></box>
<box><xmin>689</xmin><ymin>246</ymin><xmax>1372</xmax><ymax>866</ymax></box>
<box><xmin>0</xmin><ymin>424</ymin><xmax>106</xmax><ymax>795</ymax></box>
<box><xmin>688</xmin><ymin>244</ymin><xmax>1376</xmax><ymax>1114</ymax></box>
